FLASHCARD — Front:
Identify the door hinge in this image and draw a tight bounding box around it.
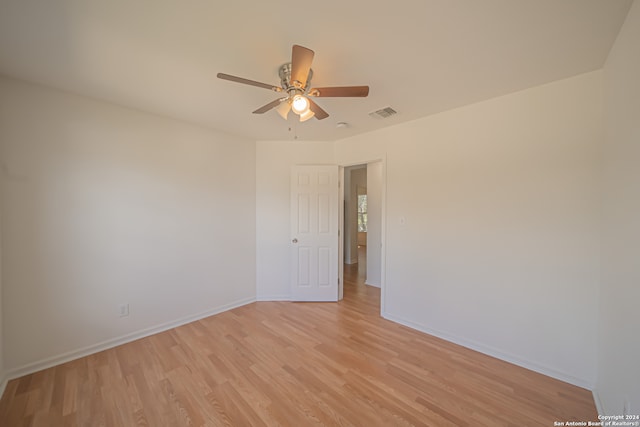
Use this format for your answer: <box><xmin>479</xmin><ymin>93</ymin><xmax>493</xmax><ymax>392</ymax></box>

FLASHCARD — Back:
<box><xmin>338</xmin><ymin>278</ymin><xmax>340</xmax><ymax>284</ymax></box>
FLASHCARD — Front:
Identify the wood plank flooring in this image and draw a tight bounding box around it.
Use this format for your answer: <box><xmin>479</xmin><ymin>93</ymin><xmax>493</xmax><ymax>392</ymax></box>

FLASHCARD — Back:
<box><xmin>0</xmin><ymin>249</ymin><xmax>598</xmax><ymax>426</ymax></box>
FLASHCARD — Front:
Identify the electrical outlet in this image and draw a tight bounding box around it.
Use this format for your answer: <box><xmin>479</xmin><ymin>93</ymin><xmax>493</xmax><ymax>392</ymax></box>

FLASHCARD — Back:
<box><xmin>118</xmin><ymin>303</ymin><xmax>129</xmax><ymax>317</ymax></box>
<box><xmin>623</xmin><ymin>399</ymin><xmax>630</xmax><ymax>416</ymax></box>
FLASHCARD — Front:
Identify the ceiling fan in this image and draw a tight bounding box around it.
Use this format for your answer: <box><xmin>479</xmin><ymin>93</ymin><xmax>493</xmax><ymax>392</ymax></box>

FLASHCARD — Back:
<box><xmin>217</xmin><ymin>45</ymin><xmax>369</xmax><ymax>122</ymax></box>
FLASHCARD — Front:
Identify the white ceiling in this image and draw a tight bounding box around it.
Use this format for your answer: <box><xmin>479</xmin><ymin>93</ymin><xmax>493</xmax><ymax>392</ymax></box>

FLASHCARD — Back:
<box><xmin>0</xmin><ymin>0</ymin><xmax>633</xmax><ymax>141</ymax></box>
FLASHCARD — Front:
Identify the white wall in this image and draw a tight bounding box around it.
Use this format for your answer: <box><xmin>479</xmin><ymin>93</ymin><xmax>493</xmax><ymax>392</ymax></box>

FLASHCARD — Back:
<box><xmin>0</xmin><ymin>76</ymin><xmax>257</xmax><ymax>373</ymax></box>
<box><xmin>365</xmin><ymin>161</ymin><xmax>382</xmax><ymax>287</ymax></box>
<box><xmin>335</xmin><ymin>71</ymin><xmax>603</xmax><ymax>388</ymax></box>
<box><xmin>598</xmin><ymin>0</ymin><xmax>640</xmax><ymax>416</ymax></box>
<box><xmin>255</xmin><ymin>141</ymin><xmax>334</xmax><ymax>300</ymax></box>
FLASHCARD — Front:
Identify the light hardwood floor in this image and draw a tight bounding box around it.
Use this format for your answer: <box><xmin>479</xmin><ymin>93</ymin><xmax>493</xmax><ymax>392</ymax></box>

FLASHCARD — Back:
<box><xmin>0</xmin><ymin>248</ymin><xmax>597</xmax><ymax>426</ymax></box>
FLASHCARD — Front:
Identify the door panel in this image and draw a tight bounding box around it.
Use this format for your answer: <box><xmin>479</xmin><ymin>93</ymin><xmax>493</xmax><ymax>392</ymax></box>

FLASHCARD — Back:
<box><xmin>291</xmin><ymin>165</ymin><xmax>339</xmax><ymax>301</ymax></box>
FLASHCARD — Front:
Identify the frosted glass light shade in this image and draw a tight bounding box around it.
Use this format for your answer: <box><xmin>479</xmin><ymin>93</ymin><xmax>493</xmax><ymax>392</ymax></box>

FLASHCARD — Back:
<box><xmin>299</xmin><ymin>109</ymin><xmax>315</xmax><ymax>122</ymax></box>
<box><xmin>291</xmin><ymin>95</ymin><xmax>310</xmax><ymax>115</ymax></box>
<box><xmin>276</xmin><ymin>100</ymin><xmax>291</xmax><ymax>119</ymax></box>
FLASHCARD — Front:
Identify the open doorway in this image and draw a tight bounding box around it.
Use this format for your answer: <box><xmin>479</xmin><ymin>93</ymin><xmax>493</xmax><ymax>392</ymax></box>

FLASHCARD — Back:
<box><xmin>342</xmin><ymin>162</ymin><xmax>383</xmax><ymax>303</ymax></box>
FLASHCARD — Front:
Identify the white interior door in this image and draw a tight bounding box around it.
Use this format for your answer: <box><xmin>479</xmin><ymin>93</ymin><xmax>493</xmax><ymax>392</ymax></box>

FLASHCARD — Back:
<box><xmin>291</xmin><ymin>165</ymin><xmax>339</xmax><ymax>301</ymax></box>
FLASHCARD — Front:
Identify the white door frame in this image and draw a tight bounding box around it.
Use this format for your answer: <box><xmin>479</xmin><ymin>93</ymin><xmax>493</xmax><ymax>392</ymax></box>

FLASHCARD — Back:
<box><xmin>338</xmin><ymin>157</ymin><xmax>386</xmax><ymax>315</ymax></box>
<box><xmin>338</xmin><ymin>166</ymin><xmax>345</xmax><ymax>300</ymax></box>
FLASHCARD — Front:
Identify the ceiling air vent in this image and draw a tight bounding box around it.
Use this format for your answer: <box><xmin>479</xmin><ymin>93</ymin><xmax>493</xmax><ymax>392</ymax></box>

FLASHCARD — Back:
<box><xmin>369</xmin><ymin>106</ymin><xmax>397</xmax><ymax>119</ymax></box>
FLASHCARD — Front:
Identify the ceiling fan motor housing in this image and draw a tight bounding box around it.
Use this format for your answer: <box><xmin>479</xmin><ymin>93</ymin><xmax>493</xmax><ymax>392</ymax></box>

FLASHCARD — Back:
<box><xmin>279</xmin><ymin>63</ymin><xmax>313</xmax><ymax>94</ymax></box>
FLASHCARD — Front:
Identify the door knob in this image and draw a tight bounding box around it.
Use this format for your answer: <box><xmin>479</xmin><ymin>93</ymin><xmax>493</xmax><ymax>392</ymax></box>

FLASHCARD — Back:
<box><xmin>292</xmin><ymin>238</ymin><xmax>298</xmax><ymax>243</ymax></box>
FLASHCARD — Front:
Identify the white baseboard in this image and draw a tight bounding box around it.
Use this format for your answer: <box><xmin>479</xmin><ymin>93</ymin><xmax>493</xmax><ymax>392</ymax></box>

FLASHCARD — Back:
<box><xmin>592</xmin><ymin>389</ymin><xmax>604</xmax><ymax>415</ymax></box>
<box><xmin>364</xmin><ymin>281</ymin><xmax>380</xmax><ymax>288</ymax></box>
<box><xmin>3</xmin><ymin>296</ymin><xmax>256</xmax><ymax>386</ymax></box>
<box><xmin>382</xmin><ymin>311</ymin><xmax>595</xmax><ymax>391</ymax></box>
<box><xmin>256</xmin><ymin>294</ymin><xmax>291</xmax><ymax>301</ymax></box>
<box><xmin>0</xmin><ymin>371</ymin><xmax>8</xmax><ymax>400</ymax></box>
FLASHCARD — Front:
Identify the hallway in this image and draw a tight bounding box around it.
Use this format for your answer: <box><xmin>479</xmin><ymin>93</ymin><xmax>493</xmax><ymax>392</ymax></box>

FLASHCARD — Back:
<box><xmin>343</xmin><ymin>245</ymin><xmax>380</xmax><ymax>316</ymax></box>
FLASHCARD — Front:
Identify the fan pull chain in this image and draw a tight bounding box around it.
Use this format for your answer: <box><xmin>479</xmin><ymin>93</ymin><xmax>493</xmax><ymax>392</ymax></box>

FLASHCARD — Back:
<box><xmin>289</xmin><ymin>120</ymin><xmax>299</xmax><ymax>140</ymax></box>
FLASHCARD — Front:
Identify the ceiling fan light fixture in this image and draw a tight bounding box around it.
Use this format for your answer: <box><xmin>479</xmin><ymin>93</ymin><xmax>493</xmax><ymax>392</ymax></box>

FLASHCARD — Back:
<box><xmin>291</xmin><ymin>94</ymin><xmax>310</xmax><ymax>115</ymax></box>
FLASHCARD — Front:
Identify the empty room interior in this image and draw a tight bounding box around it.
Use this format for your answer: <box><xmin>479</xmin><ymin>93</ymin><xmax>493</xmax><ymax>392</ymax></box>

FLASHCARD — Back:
<box><xmin>1</xmin><ymin>0</ymin><xmax>639</xmax><ymax>425</ymax></box>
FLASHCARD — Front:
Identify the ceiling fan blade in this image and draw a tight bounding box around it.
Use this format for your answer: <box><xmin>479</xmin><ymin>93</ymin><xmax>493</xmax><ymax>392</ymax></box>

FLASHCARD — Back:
<box><xmin>308</xmin><ymin>98</ymin><xmax>329</xmax><ymax>120</ymax></box>
<box><xmin>217</xmin><ymin>73</ymin><xmax>281</xmax><ymax>92</ymax></box>
<box><xmin>253</xmin><ymin>98</ymin><xmax>285</xmax><ymax>114</ymax></box>
<box><xmin>290</xmin><ymin>45</ymin><xmax>314</xmax><ymax>88</ymax></box>
<box><xmin>309</xmin><ymin>86</ymin><xmax>369</xmax><ymax>97</ymax></box>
